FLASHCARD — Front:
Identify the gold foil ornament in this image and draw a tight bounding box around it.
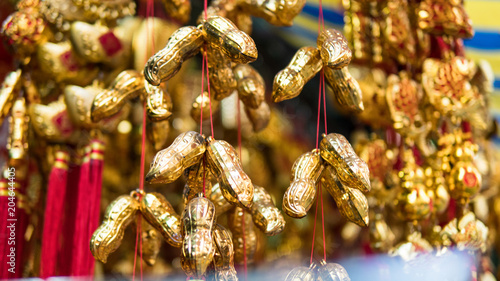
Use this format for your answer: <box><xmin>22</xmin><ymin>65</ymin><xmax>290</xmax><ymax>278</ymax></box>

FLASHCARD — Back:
<box><xmin>244</xmin><ymin>101</ymin><xmax>271</xmax><ymax>132</ymax></box>
<box><xmin>183</xmin><ymin>161</ymin><xmax>214</xmax><ymax>203</ymax></box>
<box><xmin>229</xmin><ymin>207</ymin><xmax>257</xmax><ymax>264</ymax></box>
<box><xmin>201</xmin><ymin>16</ymin><xmax>258</xmax><ymax>64</ymax></box>
<box><xmin>448</xmin><ymin>141</ymin><xmax>482</xmax><ymax>201</ymax></box>
<box><xmin>146</xmin><ymin>131</ymin><xmax>206</xmax><ymax>184</ymax></box>
<box><xmin>212</xmin><ymin>224</ymin><xmax>238</xmax><ymax>281</ymax></box>
<box><xmin>283</xmin><ymin>150</ymin><xmax>323</xmax><ymax>218</ymax></box>
<box><xmin>320</xmin><ymin>133</ymin><xmax>370</xmax><ymax>193</ymax></box>
<box><xmin>147</xmin><ymin>119</ymin><xmax>170</xmax><ymax>151</ymax></box>
<box><xmin>324</xmin><ymin>67</ymin><xmax>364</xmax><ymax>112</ymax></box>
<box><xmin>7</xmin><ymin>98</ymin><xmax>29</xmax><ymax>167</ymax></box>
<box><xmin>207</xmin><ymin>44</ymin><xmax>237</xmax><ymax>100</ymax></box>
<box><xmin>141</xmin><ymin>219</ymin><xmax>163</xmax><ymax>266</ymax></box>
<box><xmin>233</xmin><ymin>64</ymin><xmax>265</xmax><ymax>109</ymax></box>
<box><xmin>317</xmin><ymin>28</ymin><xmax>352</xmax><ymax>69</ymax></box>
<box><xmin>206</xmin><ymin>137</ymin><xmax>254</xmax><ymax>209</ymax></box>
<box><xmin>251</xmin><ymin>186</ymin><xmax>285</xmax><ymax>235</ymax></box>
<box><xmin>144</xmin><ymin>26</ymin><xmax>204</xmax><ymax>86</ymax></box>
<box><xmin>181</xmin><ymin>197</ymin><xmax>216</xmax><ymax>278</ymax></box>
<box><xmin>417</xmin><ymin>0</ymin><xmax>474</xmax><ymax>38</ymax></box>
<box><xmin>207</xmin><ymin>183</ymin><xmax>235</xmax><ymax>216</ymax></box>
<box><xmin>29</xmin><ymin>98</ymin><xmax>79</xmax><ymax>143</ymax></box>
<box><xmin>0</xmin><ymin>70</ymin><xmax>22</xmax><ymax>125</ymax></box>
<box><xmin>369</xmin><ymin>213</ymin><xmax>395</xmax><ymax>252</ymax></box>
<box><xmin>145</xmin><ymin>82</ymin><xmax>173</xmax><ymax>121</ymax></box>
<box><xmin>140</xmin><ymin>192</ymin><xmax>182</xmax><ymax>247</ymax></box>
<box><xmin>191</xmin><ymin>91</ymin><xmax>221</xmax><ymax>122</ymax></box>
<box><xmin>441</xmin><ymin>211</ymin><xmax>488</xmax><ymax>252</ymax></box>
<box><xmin>236</xmin><ymin>0</ymin><xmax>306</xmax><ymax>26</ymax></box>
<box><xmin>272</xmin><ymin>46</ymin><xmax>322</xmax><ymax>102</ymax></box>
<box><xmin>91</xmin><ymin>70</ymin><xmax>144</xmax><ymax>122</ymax></box>
<box><xmin>1</xmin><ymin>10</ymin><xmax>47</xmax><ymax>57</ymax></box>
<box><xmin>160</xmin><ymin>0</ymin><xmax>191</xmax><ymax>23</ymax></box>
<box><xmin>321</xmin><ymin>165</ymin><xmax>369</xmax><ymax>227</ymax></box>
<box><xmin>90</xmin><ymin>195</ymin><xmax>140</xmax><ymax>263</ymax></box>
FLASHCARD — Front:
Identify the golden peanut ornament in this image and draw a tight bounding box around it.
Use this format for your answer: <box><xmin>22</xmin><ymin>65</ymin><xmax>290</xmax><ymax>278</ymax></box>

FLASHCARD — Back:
<box><xmin>90</xmin><ymin>194</ymin><xmax>140</xmax><ymax>263</ymax></box>
<box><xmin>146</xmin><ymin>131</ymin><xmax>206</xmax><ymax>184</ymax></box>
<box><xmin>212</xmin><ymin>224</ymin><xmax>238</xmax><ymax>281</ymax></box>
<box><xmin>317</xmin><ymin>29</ymin><xmax>352</xmax><ymax>69</ymax></box>
<box><xmin>229</xmin><ymin>207</ymin><xmax>257</xmax><ymax>264</ymax></box>
<box><xmin>251</xmin><ymin>186</ymin><xmax>285</xmax><ymax>235</ymax></box>
<box><xmin>181</xmin><ymin>197</ymin><xmax>216</xmax><ymax>278</ymax></box>
<box><xmin>283</xmin><ymin>149</ymin><xmax>323</xmax><ymax>218</ymax></box>
<box><xmin>140</xmin><ymin>219</ymin><xmax>163</xmax><ymax>266</ymax></box>
<box><xmin>233</xmin><ymin>64</ymin><xmax>265</xmax><ymax>109</ymax></box>
<box><xmin>140</xmin><ymin>192</ymin><xmax>183</xmax><ymax>247</ymax></box>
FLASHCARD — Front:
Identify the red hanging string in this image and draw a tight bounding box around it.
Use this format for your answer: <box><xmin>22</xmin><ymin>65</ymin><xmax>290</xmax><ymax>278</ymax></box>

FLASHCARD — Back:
<box><xmin>315</xmin><ymin>75</ymin><xmax>323</xmax><ymax>149</ymax></box>
<box><xmin>320</xmin><ymin>185</ymin><xmax>326</xmax><ymax>261</ymax></box>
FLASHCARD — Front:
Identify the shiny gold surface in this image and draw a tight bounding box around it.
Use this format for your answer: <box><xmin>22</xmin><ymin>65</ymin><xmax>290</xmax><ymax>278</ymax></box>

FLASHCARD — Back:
<box><xmin>206</xmin><ymin>137</ymin><xmax>254</xmax><ymax>209</ymax></box>
<box><xmin>320</xmin><ymin>133</ymin><xmax>370</xmax><ymax>193</ymax></box>
<box><xmin>147</xmin><ymin>119</ymin><xmax>170</xmax><ymax>151</ymax></box>
<box><xmin>184</xmin><ymin>161</ymin><xmax>214</xmax><ymax>204</ymax></box>
<box><xmin>181</xmin><ymin>197</ymin><xmax>216</xmax><ymax>278</ymax></box>
<box><xmin>251</xmin><ymin>185</ymin><xmax>285</xmax><ymax>235</ymax></box>
<box><xmin>324</xmin><ymin>66</ymin><xmax>364</xmax><ymax>113</ymax></box>
<box><xmin>207</xmin><ymin>183</ymin><xmax>235</xmax><ymax>216</ymax></box>
<box><xmin>90</xmin><ymin>195</ymin><xmax>139</xmax><ymax>263</ymax></box>
<box><xmin>191</xmin><ymin>91</ymin><xmax>221</xmax><ymax>122</ymax></box>
<box><xmin>234</xmin><ymin>64</ymin><xmax>265</xmax><ymax>109</ymax></box>
<box><xmin>212</xmin><ymin>224</ymin><xmax>238</xmax><ymax>281</ymax></box>
<box><xmin>317</xmin><ymin>28</ymin><xmax>351</xmax><ymax>69</ymax></box>
<box><xmin>91</xmin><ymin>70</ymin><xmax>144</xmax><ymax>122</ymax></box>
<box><xmin>272</xmin><ymin>46</ymin><xmax>322</xmax><ymax>102</ymax></box>
<box><xmin>283</xmin><ymin>150</ymin><xmax>323</xmax><ymax>218</ymax></box>
<box><xmin>207</xmin><ymin>44</ymin><xmax>237</xmax><ymax>100</ymax></box>
<box><xmin>236</xmin><ymin>0</ymin><xmax>306</xmax><ymax>26</ymax></box>
<box><xmin>160</xmin><ymin>0</ymin><xmax>191</xmax><ymax>23</ymax></box>
<box><xmin>0</xmin><ymin>70</ymin><xmax>22</xmax><ymax>126</ymax></box>
<box><xmin>202</xmin><ymin>16</ymin><xmax>258</xmax><ymax>64</ymax></box>
<box><xmin>7</xmin><ymin>98</ymin><xmax>28</xmax><ymax>166</ymax></box>
<box><xmin>417</xmin><ymin>0</ymin><xmax>473</xmax><ymax>38</ymax></box>
<box><xmin>228</xmin><ymin>207</ymin><xmax>257</xmax><ymax>264</ymax></box>
<box><xmin>244</xmin><ymin>100</ymin><xmax>271</xmax><ymax>132</ymax></box>
<box><xmin>448</xmin><ymin>141</ymin><xmax>482</xmax><ymax>200</ymax></box>
<box><xmin>369</xmin><ymin>213</ymin><xmax>395</xmax><ymax>252</ymax></box>
<box><xmin>321</xmin><ymin>165</ymin><xmax>369</xmax><ymax>227</ymax></box>
<box><xmin>146</xmin><ymin>131</ymin><xmax>206</xmax><ymax>184</ymax></box>
<box><xmin>145</xmin><ymin>82</ymin><xmax>173</xmax><ymax>121</ymax></box>
<box><xmin>441</xmin><ymin>212</ymin><xmax>488</xmax><ymax>252</ymax></box>
<box><xmin>29</xmin><ymin>98</ymin><xmax>79</xmax><ymax>143</ymax></box>
<box><xmin>144</xmin><ymin>26</ymin><xmax>204</xmax><ymax>86</ymax></box>
<box><xmin>140</xmin><ymin>192</ymin><xmax>182</xmax><ymax>247</ymax></box>
<box><xmin>141</xmin><ymin>219</ymin><xmax>163</xmax><ymax>266</ymax></box>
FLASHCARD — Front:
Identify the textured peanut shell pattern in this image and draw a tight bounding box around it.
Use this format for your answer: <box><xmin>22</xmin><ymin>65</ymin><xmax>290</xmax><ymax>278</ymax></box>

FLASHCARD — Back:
<box><xmin>140</xmin><ymin>219</ymin><xmax>163</xmax><ymax>266</ymax></box>
<box><xmin>251</xmin><ymin>186</ymin><xmax>285</xmax><ymax>235</ymax></box>
<box><xmin>140</xmin><ymin>192</ymin><xmax>182</xmax><ymax>247</ymax></box>
<box><xmin>320</xmin><ymin>133</ymin><xmax>370</xmax><ymax>192</ymax></box>
<box><xmin>144</xmin><ymin>26</ymin><xmax>204</xmax><ymax>86</ymax></box>
<box><xmin>283</xmin><ymin>150</ymin><xmax>324</xmax><ymax>218</ymax></box>
<box><xmin>229</xmin><ymin>207</ymin><xmax>257</xmax><ymax>264</ymax></box>
<box><xmin>191</xmin><ymin>91</ymin><xmax>221</xmax><ymax>121</ymax></box>
<box><xmin>321</xmin><ymin>165</ymin><xmax>369</xmax><ymax>227</ymax></box>
<box><xmin>181</xmin><ymin>197</ymin><xmax>216</xmax><ymax>278</ymax></box>
<box><xmin>233</xmin><ymin>64</ymin><xmax>265</xmax><ymax>109</ymax></box>
<box><xmin>213</xmin><ymin>224</ymin><xmax>238</xmax><ymax>281</ymax></box>
<box><xmin>272</xmin><ymin>46</ymin><xmax>323</xmax><ymax>102</ymax></box>
<box><xmin>284</xmin><ymin>266</ymin><xmax>316</xmax><ymax>281</ymax></box>
<box><xmin>324</xmin><ymin>66</ymin><xmax>364</xmax><ymax>113</ymax></box>
<box><xmin>206</xmin><ymin>137</ymin><xmax>254</xmax><ymax>209</ymax></box>
<box><xmin>317</xmin><ymin>28</ymin><xmax>352</xmax><ymax>69</ymax></box>
<box><xmin>207</xmin><ymin>44</ymin><xmax>237</xmax><ymax>100</ymax></box>
<box><xmin>202</xmin><ymin>16</ymin><xmax>258</xmax><ymax>64</ymax></box>
<box><xmin>91</xmin><ymin>70</ymin><xmax>144</xmax><ymax>122</ymax></box>
<box><xmin>244</xmin><ymin>101</ymin><xmax>271</xmax><ymax>132</ymax></box>
<box><xmin>236</xmin><ymin>0</ymin><xmax>306</xmax><ymax>26</ymax></box>
<box><xmin>90</xmin><ymin>195</ymin><xmax>139</xmax><ymax>263</ymax></box>
<box><xmin>145</xmin><ymin>82</ymin><xmax>173</xmax><ymax>121</ymax></box>
<box><xmin>146</xmin><ymin>131</ymin><xmax>206</xmax><ymax>184</ymax></box>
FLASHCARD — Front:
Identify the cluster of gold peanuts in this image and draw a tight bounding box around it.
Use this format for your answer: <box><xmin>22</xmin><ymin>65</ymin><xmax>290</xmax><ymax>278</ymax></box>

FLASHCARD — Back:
<box><xmin>143</xmin><ymin>15</ymin><xmax>275</xmax><ymax>132</ymax></box>
<box><xmin>283</xmin><ymin>133</ymin><xmax>370</xmax><ymax>227</ymax></box>
<box><xmin>142</xmin><ymin>131</ymin><xmax>285</xmax><ymax>278</ymax></box>
<box><xmin>272</xmin><ymin>28</ymin><xmax>364</xmax><ymax>113</ymax></box>
<box><xmin>90</xmin><ymin>190</ymin><xmax>182</xmax><ymax>266</ymax></box>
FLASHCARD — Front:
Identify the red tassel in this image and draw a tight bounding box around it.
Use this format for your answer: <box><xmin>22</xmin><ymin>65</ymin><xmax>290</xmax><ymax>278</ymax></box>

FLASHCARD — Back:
<box><xmin>71</xmin><ymin>139</ymin><xmax>105</xmax><ymax>277</ymax></box>
<box><xmin>40</xmin><ymin>149</ymin><xmax>70</xmax><ymax>278</ymax></box>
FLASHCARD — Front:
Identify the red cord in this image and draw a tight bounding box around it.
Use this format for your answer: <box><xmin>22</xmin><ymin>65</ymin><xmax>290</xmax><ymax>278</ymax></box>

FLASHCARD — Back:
<box><xmin>315</xmin><ymin>75</ymin><xmax>322</xmax><ymax>149</ymax></box>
